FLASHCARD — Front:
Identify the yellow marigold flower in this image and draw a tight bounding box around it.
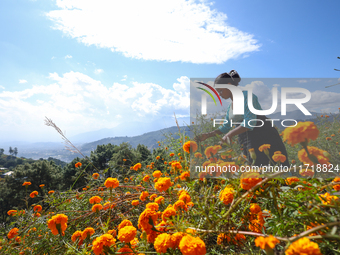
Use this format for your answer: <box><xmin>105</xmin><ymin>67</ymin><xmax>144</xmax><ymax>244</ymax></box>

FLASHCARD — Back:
<box><xmin>82</xmin><ymin>227</ymin><xmax>95</xmax><ymax>240</ymax></box>
<box><xmin>118</xmin><ymin>226</ymin><xmax>137</xmax><ymax>243</ymax></box>
<box><xmin>75</xmin><ymin>162</ymin><xmax>82</xmax><ymax>168</ymax></box>
<box><xmin>118</xmin><ymin>219</ymin><xmax>133</xmax><ymax>230</ymax></box>
<box><xmin>183</xmin><ymin>141</ymin><xmax>198</xmax><ymax>154</ymax></box>
<box><xmin>179</xmin><ymin>192</ymin><xmax>191</xmax><ymax>204</ymax></box>
<box><xmin>7</xmin><ymin>210</ymin><xmax>17</xmax><ymax>216</ymax></box>
<box><xmin>179</xmin><ymin>235</ymin><xmax>206</xmax><ymax>255</ymax></box>
<box><xmin>133</xmin><ymin>163</ymin><xmax>142</xmax><ymax>171</ymax></box>
<box><xmin>285</xmin><ymin>237</ymin><xmax>322</xmax><ymax>255</ymax></box>
<box><xmin>282</xmin><ymin>121</ymin><xmax>319</xmax><ymax>146</ymax></box>
<box><xmin>30</xmin><ymin>191</ymin><xmax>38</xmax><ymax>198</ymax></box>
<box><xmin>47</xmin><ymin>214</ymin><xmax>68</xmax><ymax>236</ymax></box>
<box><xmin>140</xmin><ymin>191</ymin><xmax>149</xmax><ymax>201</ymax></box>
<box><xmin>219</xmin><ymin>186</ymin><xmax>234</xmax><ymax>205</ymax></box>
<box><xmin>180</xmin><ymin>171</ymin><xmax>190</xmax><ymax>180</ymax></box>
<box><xmin>143</xmin><ymin>175</ymin><xmax>150</xmax><ymax>182</ymax></box>
<box><xmin>255</xmin><ymin>235</ymin><xmax>279</xmax><ymax>250</ymax></box>
<box><xmin>272</xmin><ymin>152</ymin><xmax>286</xmax><ymax>163</ymax></box>
<box><xmin>155</xmin><ymin>196</ymin><xmax>165</xmax><ymax>204</ymax></box>
<box><xmin>131</xmin><ymin>200</ymin><xmax>140</xmax><ymax>206</ymax></box>
<box><xmin>153</xmin><ymin>170</ymin><xmax>162</xmax><ymax>178</ymax></box>
<box><xmin>92</xmin><ymin>204</ymin><xmax>103</xmax><ymax>213</ymax></box>
<box><xmin>7</xmin><ymin>228</ymin><xmax>19</xmax><ymax>239</ymax></box>
<box><xmin>172</xmin><ymin>161</ymin><xmax>182</xmax><ymax>170</ymax></box>
<box><xmin>33</xmin><ymin>205</ymin><xmax>42</xmax><ymax>212</ymax></box>
<box><xmin>150</xmin><ymin>194</ymin><xmax>157</xmax><ymax>201</ymax></box>
<box><xmin>162</xmin><ymin>205</ymin><xmax>177</xmax><ymax>222</ymax></box>
<box><xmin>92</xmin><ymin>173</ymin><xmax>99</xmax><ymax>179</ymax></box>
<box><xmin>48</xmin><ymin>190</ymin><xmax>55</xmax><ymax>194</ymax></box>
<box><xmin>333</xmin><ymin>177</ymin><xmax>340</xmax><ymax>191</ymax></box>
<box><xmin>89</xmin><ymin>196</ymin><xmax>102</xmax><ymax>204</ymax></box>
<box><xmin>154</xmin><ymin>233</ymin><xmax>172</xmax><ymax>254</ymax></box>
<box><xmin>22</xmin><ymin>181</ymin><xmax>31</xmax><ymax>186</ymax></box>
<box><xmin>170</xmin><ymin>232</ymin><xmax>185</xmax><ymax>249</ymax></box>
<box><xmin>286</xmin><ymin>177</ymin><xmax>300</xmax><ymax>185</ymax></box>
<box><xmin>319</xmin><ymin>192</ymin><xmax>339</xmax><ymax>205</ymax></box>
<box><xmin>92</xmin><ymin>234</ymin><xmax>116</xmax><ymax>255</ymax></box>
<box><xmin>71</xmin><ymin>230</ymin><xmax>83</xmax><ymax>245</ymax></box>
<box><xmin>155</xmin><ymin>177</ymin><xmax>172</xmax><ymax>192</ymax></box>
<box><xmin>146</xmin><ymin>202</ymin><xmax>159</xmax><ymax>211</ymax></box>
<box><xmin>138</xmin><ymin>209</ymin><xmax>159</xmax><ymax>233</ymax></box>
<box><xmin>298</xmin><ymin>146</ymin><xmax>330</xmax><ymax>165</ymax></box>
<box><xmin>104</xmin><ymin>177</ymin><xmax>119</xmax><ymax>189</ymax></box>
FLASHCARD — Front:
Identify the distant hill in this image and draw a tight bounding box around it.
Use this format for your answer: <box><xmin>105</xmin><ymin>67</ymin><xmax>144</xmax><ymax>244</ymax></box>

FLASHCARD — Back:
<box><xmin>267</xmin><ymin>110</ymin><xmax>321</xmax><ymax>121</ymax></box>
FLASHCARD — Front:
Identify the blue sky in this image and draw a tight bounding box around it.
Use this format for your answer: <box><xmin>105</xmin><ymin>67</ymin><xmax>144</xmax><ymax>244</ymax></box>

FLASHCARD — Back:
<box><xmin>0</xmin><ymin>0</ymin><xmax>339</xmax><ymax>142</ymax></box>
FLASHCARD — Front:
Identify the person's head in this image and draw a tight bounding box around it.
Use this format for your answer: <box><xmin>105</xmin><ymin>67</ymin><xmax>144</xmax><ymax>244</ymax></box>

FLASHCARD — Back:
<box><xmin>214</xmin><ymin>70</ymin><xmax>241</xmax><ymax>100</ymax></box>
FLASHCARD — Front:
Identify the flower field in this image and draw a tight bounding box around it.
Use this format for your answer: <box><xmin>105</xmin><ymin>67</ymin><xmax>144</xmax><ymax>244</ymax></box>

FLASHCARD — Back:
<box><xmin>1</xmin><ymin>115</ymin><xmax>340</xmax><ymax>254</ymax></box>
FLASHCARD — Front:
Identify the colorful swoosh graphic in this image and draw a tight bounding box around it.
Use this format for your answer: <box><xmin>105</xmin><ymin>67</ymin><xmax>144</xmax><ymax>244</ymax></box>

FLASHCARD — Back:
<box><xmin>196</xmin><ymin>82</ymin><xmax>223</xmax><ymax>106</ymax></box>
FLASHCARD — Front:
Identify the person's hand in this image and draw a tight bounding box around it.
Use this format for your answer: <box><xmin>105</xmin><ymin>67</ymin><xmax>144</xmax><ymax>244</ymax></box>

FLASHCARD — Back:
<box><xmin>219</xmin><ymin>134</ymin><xmax>231</xmax><ymax>146</ymax></box>
<box><xmin>195</xmin><ymin>133</ymin><xmax>209</xmax><ymax>142</ymax></box>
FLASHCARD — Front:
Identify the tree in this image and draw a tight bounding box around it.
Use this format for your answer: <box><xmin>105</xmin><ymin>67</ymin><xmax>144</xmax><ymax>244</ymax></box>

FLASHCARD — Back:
<box><xmin>0</xmin><ymin>148</ymin><xmax>4</xmax><ymax>156</ymax></box>
<box><xmin>13</xmin><ymin>147</ymin><xmax>18</xmax><ymax>157</ymax></box>
<box><xmin>9</xmin><ymin>147</ymin><xmax>13</xmax><ymax>156</ymax></box>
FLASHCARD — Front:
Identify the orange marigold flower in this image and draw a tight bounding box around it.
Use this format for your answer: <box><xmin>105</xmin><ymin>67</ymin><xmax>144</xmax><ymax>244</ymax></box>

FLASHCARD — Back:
<box><xmin>285</xmin><ymin>237</ymin><xmax>322</xmax><ymax>255</ymax></box>
<box><xmin>282</xmin><ymin>121</ymin><xmax>319</xmax><ymax>146</ymax></box>
<box><xmin>22</xmin><ymin>181</ymin><xmax>31</xmax><ymax>186</ymax></box>
<box><xmin>298</xmin><ymin>146</ymin><xmax>330</xmax><ymax>165</ymax></box>
<box><xmin>146</xmin><ymin>202</ymin><xmax>159</xmax><ymax>211</ymax></box>
<box><xmin>156</xmin><ymin>156</ymin><xmax>160</xmax><ymax>160</ymax></box>
<box><xmin>240</xmin><ymin>172</ymin><xmax>262</xmax><ymax>190</ymax></box>
<box><xmin>179</xmin><ymin>192</ymin><xmax>191</xmax><ymax>204</ymax></box>
<box><xmin>47</xmin><ymin>214</ymin><xmax>68</xmax><ymax>235</ymax></box>
<box><xmin>89</xmin><ymin>196</ymin><xmax>102</xmax><ymax>204</ymax></box>
<box><xmin>75</xmin><ymin>162</ymin><xmax>82</xmax><ymax>168</ymax></box>
<box><xmin>33</xmin><ymin>205</ymin><xmax>42</xmax><ymax>212</ymax></box>
<box><xmin>30</xmin><ymin>191</ymin><xmax>38</xmax><ymax>198</ymax></box>
<box><xmin>179</xmin><ymin>235</ymin><xmax>206</xmax><ymax>255</ymax></box>
<box><xmin>92</xmin><ymin>234</ymin><xmax>116</xmax><ymax>255</ymax></box>
<box><xmin>154</xmin><ymin>233</ymin><xmax>172</xmax><ymax>254</ymax></box>
<box><xmin>7</xmin><ymin>228</ymin><xmax>19</xmax><ymax>239</ymax></box>
<box><xmin>92</xmin><ymin>173</ymin><xmax>100</xmax><ymax>179</ymax></box>
<box><xmin>204</xmin><ymin>146</ymin><xmax>215</xmax><ymax>158</ymax></box>
<box><xmin>174</xmin><ymin>200</ymin><xmax>187</xmax><ymax>211</ymax></box>
<box><xmin>170</xmin><ymin>153</ymin><xmax>175</xmax><ymax>157</ymax></box>
<box><xmin>255</xmin><ymin>235</ymin><xmax>279</xmax><ymax>250</ymax></box>
<box><xmin>172</xmin><ymin>161</ymin><xmax>182</xmax><ymax>170</ymax></box>
<box><xmin>219</xmin><ymin>186</ymin><xmax>234</xmax><ymax>205</ymax></box>
<box><xmin>48</xmin><ymin>190</ymin><xmax>55</xmax><ymax>194</ymax></box>
<box><xmin>143</xmin><ymin>175</ymin><xmax>150</xmax><ymax>182</ymax></box>
<box><xmin>71</xmin><ymin>230</ymin><xmax>83</xmax><ymax>245</ymax></box>
<box><xmin>170</xmin><ymin>232</ymin><xmax>185</xmax><ymax>249</ymax></box>
<box><xmin>180</xmin><ymin>171</ymin><xmax>190</xmax><ymax>180</ymax></box>
<box><xmin>155</xmin><ymin>177</ymin><xmax>172</xmax><ymax>192</ymax></box>
<box><xmin>155</xmin><ymin>196</ymin><xmax>165</xmax><ymax>204</ymax></box>
<box><xmin>118</xmin><ymin>226</ymin><xmax>137</xmax><ymax>243</ymax></box>
<box><xmin>104</xmin><ymin>177</ymin><xmax>119</xmax><ymax>189</ymax></box>
<box><xmin>138</xmin><ymin>209</ymin><xmax>159</xmax><ymax>233</ymax></box>
<box><xmin>258</xmin><ymin>144</ymin><xmax>271</xmax><ymax>154</ymax></box>
<box><xmin>39</xmin><ymin>184</ymin><xmax>45</xmax><ymax>188</ymax></box>
<box><xmin>333</xmin><ymin>177</ymin><xmax>340</xmax><ymax>191</ymax></box>
<box><xmin>107</xmin><ymin>229</ymin><xmax>117</xmax><ymax>237</ymax></box>
<box><xmin>118</xmin><ymin>219</ymin><xmax>133</xmax><ymax>230</ymax></box>
<box><xmin>286</xmin><ymin>177</ymin><xmax>300</xmax><ymax>185</ymax></box>
<box><xmin>319</xmin><ymin>192</ymin><xmax>339</xmax><ymax>205</ymax></box>
<box><xmin>150</xmin><ymin>194</ymin><xmax>157</xmax><ymax>201</ymax></box>
<box><xmin>162</xmin><ymin>205</ymin><xmax>177</xmax><ymax>222</ymax></box>
<box><xmin>272</xmin><ymin>152</ymin><xmax>286</xmax><ymax>163</ymax></box>
<box><xmin>140</xmin><ymin>191</ymin><xmax>149</xmax><ymax>201</ymax></box>
<box><xmin>7</xmin><ymin>210</ymin><xmax>17</xmax><ymax>216</ymax></box>
<box><xmin>82</xmin><ymin>227</ymin><xmax>95</xmax><ymax>240</ymax></box>
<box><xmin>217</xmin><ymin>233</ymin><xmax>231</xmax><ymax>245</ymax></box>
<box><xmin>133</xmin><ymin>163</ymin><xmax>142</xmax><ymax>171</ymax></box>
<box><xmin>183</xmin><ymin>141</ymin><xmax>198</xmax><ymax>154</ymax></box>
<box><xmin>250</xmin><ymin>203</ymin><xmax>261</xmax><ymax>214</ymax></box>
<box><xmin>153</xmin><ymin>170</ymin><xmax>162</xmax><ymax>178</ymax></box>
<box><xmin>117</xmin><ymin>247</ymin><xmax>134</xmax><ymax>255</ymax></box>
<box><xmin>131</xmin><ymin>200</ymin><xmax>139</xmax><ymax>206</ymax></box>
<box><xmin>92</xmin><ymin>204</ymin><xmax>103</xmax><ymax>213</ymax></box>
<box><xmin>194</xmin><ymin>152</ymin><xmax>203</xmax><ymax>158</ymax></box>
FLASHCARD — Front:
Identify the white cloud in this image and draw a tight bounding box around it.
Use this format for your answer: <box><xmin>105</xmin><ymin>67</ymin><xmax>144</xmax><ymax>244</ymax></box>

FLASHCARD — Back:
<box><xmin>0</xmin><ymin>71</ymin><xmax>190</xmax><ymax>141</ymax></box>
<box><xmin>46</xmin><ymin>0</ymin><xmax>260</xmax><ymax>64</ymax></box>
<box><xmin>64</xmin><ymin>55</ymin><xmax>72</xmax><ymax>59</ymax></box>
<box><xmin>121</xmin><ymin>75</ymin><xmax>127</xmax><ymax>81</ymax></box>
<box><xmin>19</xmin><ymin>79</ymin><xmax>27</xmax><ymax>84</ymax></box>
<box><xmin>94</xmin><ymin>68</ymin><xmax>104</xmax><ymax>74</ymax></box>
<box><xmin>297</xmin><ymin>80</ymin><xmax>307</xmax><ymax>83</ymax></box>
<box><xmin>0</xmin><ymin>85</ymin><xmax>5</xmax><ymax>90</ymax></box>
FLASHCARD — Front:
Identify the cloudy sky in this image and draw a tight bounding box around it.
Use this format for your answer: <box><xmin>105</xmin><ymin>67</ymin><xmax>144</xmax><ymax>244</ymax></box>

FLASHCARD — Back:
<box><xmin>0</xmin><ymin>0</ymin><xmax>340</xmax><ymax>143</ymax></box>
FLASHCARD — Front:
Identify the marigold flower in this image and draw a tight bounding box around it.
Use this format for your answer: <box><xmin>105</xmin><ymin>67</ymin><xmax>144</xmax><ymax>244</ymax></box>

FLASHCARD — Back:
<box><xmin>92</xmin><ymin>234</ymin><xmax>116</xmax><ymax>255</ymax></box>
<box><xmin>39</xmin><ymin>184</ymin><xmax>45</xmax><ymax>188</ymax></box>
<box><xmin>170</xmin><ymin>153</ymin><xmax>175</xmax><ymax>157</ymax></box>
<box><xmin>217</xmin><ymin>233</ymin><xmax>231</xmax><ymax>245</ymax></box>
<box><xmin>286</xmin><ymin>177</ymin><xmax>300</xmax><ymax>185</ymax></box>
<box><xmin>298</xmin><ymin>146</ymin><xmax>330</xmax><ymax>165</ymax></box>
<box><xmin>183</xmin><ymin>141</ymin><xmax>198</xmax><ymax>154</ymax></box>
<box><xmin>33</xmin><ymin>205</ymin><xmax>42</xmax><ymax>212</ymax></box>
<box><xmin>30</xmin><ymin>191</ymin><xmax>38</xmax><ymax>198</ymax></box>
<box><xmin>146</xmin><ymin>202</ymin><xmax>159</xmax><ymax>211</ymax></box>
<box><xmin>285</xmin><ymin>237</ymin><xmax>322</xmax><ymax>255</ymax></box>
<box><xmin>179</xmin><ymin>192</ymin><xmax>191</xmax><ymax>204</ymax></box>
<box><xmin>117</xmin><ymin>247</ymin><xmax>134</xmax><ymax>255</ymax></box>
<box><xmin>92</xmin><ymin>173</ymin><xmax>99</xmax><ymax>179</ymax></box>
<box><xmin>47</xmin><ymin>214</ymin><xmax>68</xmax><ymax>235</ymax></box>
<box><xmin>179</xmin><ymin>235</ymin><xmax>206</xmax><ymax>255</ymax></box>
<box><xmin>240</xmin><ymin>172</ymin><xmax>262</xmax><ymax>190</ymax></box>
<box><xmin>118</xmin><ymin>219</ymin><xmax>133</xmax><ymax>230</ymax></box>
<box><xmin>319</xmin><ymin>192</ymin><xmax>339</xmax><ymax>205</ymax></box>
<box><xmin>250</xmin><ymin>203</ymin><xmax>261</xmax><ymax>214</ymax></box>
<box><xmin>162</xmin><ymin>205</ymin><xmax>177</xmax><ymax>222</ymax></box>
<box><xmin>282</xmin><ymin>121</ymin><xmax>319</xmax><ymax>146</ymax></box>
<box><xmin>154</xmin><ymin>233</ymin><xmax>172</xmax><ymax>254</ymax></box>
<box><xmin>92</xmin><ymin>204</ymin><xmax>103</xmax><ymax>213</ymax></box>
<box><xmin>48</xmin><ymin>190</ymin><xmax>55</xmax><ymax>194</ymax></box>
<box><xmin>143</xmin><ymin>175</ymin><xmax>150</xmax><ymax>182</ymax></box>
<box><xmin>255</xmin><ymin>235</ymin><xmax>279</xmax><ymax>250</ymax></box>
<box><xmin>172</xmin><ymin>161</ymin><xmax>182</xmax><ymax>170</ymax></box>
<box><xmin>7</xmin><ymin>210</ymin><xmax>17</xmax><ymax>216</ymax></box>
<box><xmin>258</xmin><ymin>144</ymin><xmax>271</xmax><ymax>154</ymax></box>
<box><xmin>75</xmin><ymin>162</ymin><xmax>82</xmax><ymax>168</ymax></box>
<box><xmin>156</xmin><ymin>156</ymin><xmax>160</xmax><ymax>160</ymax></box>
<box><xmin>82</xmin><ymin>227</ymin><xmax>95</xmax><ymax>240</ymax></box>
<box><xmin>140</xmin><ymin>191</ymin><xmax>149</xmax><ymax>201</ymax></box>
<box><xmin>155</xmin><ymin>196</ymin><xmax>165</xmax><ymax>204</ymax></box>
<box><xmin>153</xmin><ymin>170</ymin><xmax>162</xmax><ymax>178</ymax></box>
<box><xmin>170</xmin><ymin>232</ymin><xmax>185</xmax><ymax>248</ymax></box>
<box><xmin>107</xmin><ymin>229</ymin><xmax>117</xmax><ymax>237</ymax></box>
<box><xmin>89</xmin><ymin>196</ymin><xmax>102</xmax><ymax>204</ymax></box>
<box><xmin>133</xmin><ymin>163</ymin><xmax>142</xmax><ymax>171</ymax></box>
<box><xmin>194</xmin><ymin>152</ymin><xmax>203</xmax><ymax>158</ymax></box>
<box><xmin>150</xmin><ymin>194</ymin><xmax>157</xmax><ymax>200</ymax></box>
<box><xmin>180</xmin><ymin>171</ymin><xmax>190</xmax><ymax>180</ymax></box>
<box><xmin>219</xmin><ymin>186</ymin><xmax>234</xmax><ymax>205</ymax></box>
<box><xmin>138</xmin><ymin>209</ymin><xmax>159</xmax><ymax>233</ymax></box>
<box><xmin>155</xmin><ymin>177</ymin><xmax>172</xmax><ymax>192</ymax></box>
<box><xmin>118</xmin><ymin>226</ymin><xmax>137</xmax><ymax>243</ymax></box>
<box><xmin>174</xmin><ymin>200</ymin><xmax>187</xmax><ymax>211</ymax></box>
<box><xmin>333</xmin><ymin>177</ymin><xmax>340</xmax><ymax>191</ymax></box>
<box><xmin>104</xmin><ymin>177</ymin><xmax>119</xmax><ymax>189</ymax></box>
<box><xmin>7</xmin><ymin>228</ymin><xmax>19</xmax><ymax>239</ymax></box>
<box><xmin>272</xmin><ymin>152</ymin><xmax>286</xmax><ymax>163</ymax></box>
<box><xmin>71</xmin><ymin>230</ymin><xmax>83</xmax><ymax>245</ymax></box>
<box><xmin>22</xmin><ymin>181</ymin><xmax>31</xmax><ymax>186</ymax></box>
<box><xmin>132</xmin><ymin>200</ymin><xmax>139</xmax><ymax>206</ymax></box>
